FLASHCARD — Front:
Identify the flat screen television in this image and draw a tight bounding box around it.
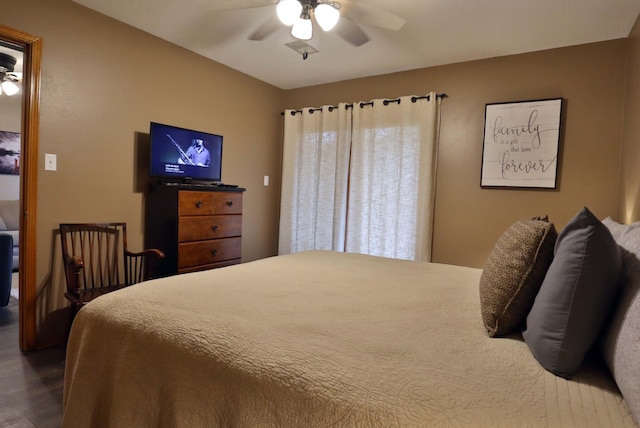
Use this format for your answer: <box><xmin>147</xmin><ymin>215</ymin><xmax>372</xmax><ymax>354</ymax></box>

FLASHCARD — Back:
<box><xmin>149</xmin><ymin>122</ymin><xmax>223</xmax><ymax>184</ymax></box>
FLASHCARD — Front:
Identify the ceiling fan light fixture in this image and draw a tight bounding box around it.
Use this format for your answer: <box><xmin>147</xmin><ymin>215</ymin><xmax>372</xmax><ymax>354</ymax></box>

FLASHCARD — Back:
<box><xmin>314</xmin><ymin>3</ymin><xmax>340</xmax><ymax>31</ymax></box>
<box><xmin>0</xmin><ymin>79</ymin><xmax>19</xmax><ymax>96</ymax></box>
<box><xmin>277</xmin><ymin>0</ymin><xmax>302</xmax><ymax>26</ymax></box>
<box><xmin>291</xmin><ymin>15</ymin><xmax>313</xmax><ymax>40</ymax></box>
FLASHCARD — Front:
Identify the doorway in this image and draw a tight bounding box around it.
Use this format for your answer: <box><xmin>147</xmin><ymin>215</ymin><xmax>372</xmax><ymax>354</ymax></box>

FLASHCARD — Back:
<box><xmin>0</xmin><ymin>25</ymin><xmax>42</xmax><ymax>351</ymax></box>
<box><xmin>0</xmin><ymin>46</ymin><xmax>22</xmax><ymax>301</ymax></box>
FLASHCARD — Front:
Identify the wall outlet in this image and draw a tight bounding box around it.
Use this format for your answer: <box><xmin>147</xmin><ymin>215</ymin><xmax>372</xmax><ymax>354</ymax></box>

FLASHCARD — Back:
<box><xmin>264</xmin><ymin>175</ymin><xmax>269</xmax><ymax>186</ymax></box>
<box><xmin>45</xmin><ymin>153</ymin><xmax>57</xmax><ymax>171</ymax></box>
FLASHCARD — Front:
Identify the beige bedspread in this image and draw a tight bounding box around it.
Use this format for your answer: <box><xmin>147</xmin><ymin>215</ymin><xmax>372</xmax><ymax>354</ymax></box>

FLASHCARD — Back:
<box><xmin>62</xmin><ymin>251</ymin><xmax>636</xmax><ymax>427</ymax></box>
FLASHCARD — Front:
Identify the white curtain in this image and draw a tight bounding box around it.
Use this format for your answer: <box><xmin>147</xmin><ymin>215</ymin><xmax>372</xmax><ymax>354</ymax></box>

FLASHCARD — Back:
<box><xmin>347</xmin><ymin>94</ymin><xmax>439</xmax><ymax>261</ymax></box>
<box><xmin>278</xmin><ymin>104</ymin><xmax>352</xmax><ymax>254</ymax></box>
<box><xmin>279</xmin><ymin>93</ymin><xmax>440</xmax><ymax>261</ymax></box>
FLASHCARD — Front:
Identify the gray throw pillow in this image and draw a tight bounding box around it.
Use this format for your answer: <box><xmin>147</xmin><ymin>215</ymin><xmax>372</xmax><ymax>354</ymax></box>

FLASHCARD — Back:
<box><xmin>479</xmin><ymin>216</ymin><xmax>557</xmax><ymax>337</ymax></box>
<box><xmin>522</xmin><ymin>207</ymin><xmax>621</xmax><ymax>378</ymax></box>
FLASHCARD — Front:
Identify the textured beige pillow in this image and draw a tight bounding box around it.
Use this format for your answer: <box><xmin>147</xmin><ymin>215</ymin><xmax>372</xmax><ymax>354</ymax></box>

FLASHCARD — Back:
<box><xmin>480</xmin><ymin>216</ymin><xmax>557</xmax><ymax>337</ymax></box>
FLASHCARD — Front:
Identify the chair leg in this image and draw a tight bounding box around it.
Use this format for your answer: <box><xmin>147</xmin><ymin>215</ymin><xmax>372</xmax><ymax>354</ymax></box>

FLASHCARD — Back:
<box><xmin>66</xmin><ymin>303</ymin><xmax>79</xmax><ymax>341</ymax></box>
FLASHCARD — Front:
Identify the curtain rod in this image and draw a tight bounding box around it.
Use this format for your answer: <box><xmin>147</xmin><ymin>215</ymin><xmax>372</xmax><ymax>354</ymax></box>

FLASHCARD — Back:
<box><xmin>282</xmin><ymin>93</ymin><xmax>448</xmax><ymax>116</ymax></box>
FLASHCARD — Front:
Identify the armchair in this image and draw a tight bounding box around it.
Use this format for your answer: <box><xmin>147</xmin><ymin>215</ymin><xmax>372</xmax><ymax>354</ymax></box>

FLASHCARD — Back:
<box><xmin>60</xmin><ymin>223</ymin><xmax>164</xmax><ymax>326</ymax></box>
<box><xmin>0</xmin><ymin>233</ymin><xmax>12</xmax><ymax>307</ymax></box>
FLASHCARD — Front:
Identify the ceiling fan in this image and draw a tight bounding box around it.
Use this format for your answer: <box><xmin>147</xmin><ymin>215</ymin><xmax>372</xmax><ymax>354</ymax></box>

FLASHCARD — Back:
<box><xmin>0</xmin><ymin>52</ymin><xmax>21</xmax><ymax>96</ymax></box>
<box><xmin>211</xmin><ymin>0</ymin><xmax>406</xmax><ymax>47</ymax></box>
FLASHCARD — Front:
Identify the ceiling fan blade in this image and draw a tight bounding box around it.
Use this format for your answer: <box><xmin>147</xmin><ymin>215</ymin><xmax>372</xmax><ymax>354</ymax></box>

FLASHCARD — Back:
<box><xmin>210</xmin><ymin>0</ymin><xmax>276</xmax><ymax>11</ymax></box>
<box><xmin>248</xmin><ymin>16</ymin><xmax>282</xmax><ymax>40</ymax></box>
<box><xmin>334</xmin><ymin>18</ymin><xmax>369</xmax><ymax>47</ymax></box>
<box><xmin>340</xmin><ymin>1</ymin><xmax>406</xmax><ymax>31</ymax></box>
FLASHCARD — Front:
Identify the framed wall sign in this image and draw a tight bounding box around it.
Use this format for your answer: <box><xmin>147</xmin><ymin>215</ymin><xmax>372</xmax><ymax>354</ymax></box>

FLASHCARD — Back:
<box><xmin>481</xmin><ymin>98</ymin><xmax>563</xmax><ymax>189</ymax></box>
<box><xmin>0</xmin><ymin>130</ymin><xmax>20</xmax><ymax>175</ymax></box>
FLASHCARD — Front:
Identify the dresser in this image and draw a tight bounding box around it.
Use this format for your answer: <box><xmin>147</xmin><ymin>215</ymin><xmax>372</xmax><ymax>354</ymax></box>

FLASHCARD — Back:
<box><xmin>145</xmin><ymin>184</ymin><xmax>245</xmax><ymax>277</ymax></box>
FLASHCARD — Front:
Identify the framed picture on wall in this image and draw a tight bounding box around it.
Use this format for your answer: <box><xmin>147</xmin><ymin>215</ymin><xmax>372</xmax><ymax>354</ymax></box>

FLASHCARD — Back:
<box><xmin>0</xmin><ymin>130</ymin><xmax>20</xmax><ymax>175</ymax></box>
<box><xmin>481</xmin><ymin>98</ymin><xmax>563</xmax><ymax>189</ymax></box>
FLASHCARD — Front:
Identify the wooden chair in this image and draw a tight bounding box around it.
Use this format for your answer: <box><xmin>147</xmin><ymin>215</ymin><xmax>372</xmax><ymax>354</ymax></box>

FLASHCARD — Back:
<box><xmin>60</xmin><ymin>223</ymin><xmax>164</xmax><ymax>326</ymax></box>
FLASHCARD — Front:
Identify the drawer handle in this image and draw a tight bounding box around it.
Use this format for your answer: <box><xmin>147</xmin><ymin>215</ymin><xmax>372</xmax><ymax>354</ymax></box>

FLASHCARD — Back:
<box><xmin>211</xmin><ymin>249</ymin><xmax>218</xmax><ymax>256</ymax></box>
<box><xmin>212</xmin><ymin>225</ymin><xmax>219</xmax><ymax>232</ymax></box>
<box><xmin>226</xmin><ymin>201</ymin><xmax>233</xmax><ymax>207</ymax></box>
<box><xmin>196</xmin><ymin>201</ymin><xmax>203</xmax><ymax>208</ymax></box>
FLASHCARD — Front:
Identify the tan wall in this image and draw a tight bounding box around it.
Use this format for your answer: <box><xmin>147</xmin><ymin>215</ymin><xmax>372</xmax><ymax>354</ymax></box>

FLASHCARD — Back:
<box><xmin>620</xmin><ymin>15</ymin><xmax>640</xmax><ymax>223</ymax></box>
<box><xmin>3</xmin><ymin>0</ymin><xmax>284</xmax><ymax>344</ymax></box>
<box><xmin>283</xmin><ymin>40</ymin><xmax>628</xmax><ymax>268</ymax></box>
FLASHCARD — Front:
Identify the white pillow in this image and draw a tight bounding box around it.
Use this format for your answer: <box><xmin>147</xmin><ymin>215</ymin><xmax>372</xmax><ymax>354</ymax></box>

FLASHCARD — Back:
<box><xmin>600</xmin><ymin>217</ymin><xmax>640</xmax><ymax>424</ymax></box>
<box><xmin>602</xmin><ymin>217</ymin><xmax>627</xmax><ymax>241</ymax></box>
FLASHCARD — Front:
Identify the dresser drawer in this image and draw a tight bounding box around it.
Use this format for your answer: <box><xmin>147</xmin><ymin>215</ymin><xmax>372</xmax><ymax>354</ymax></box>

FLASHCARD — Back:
<box><xmin>179</xmin><ymin>191</ymin><xmax>243</xmax><ymax>216</ymax></box>
<box><xmin>179</xmin><ymin>258</ymin><xmax>240</xmax><ymax>274</ymax></box>
<box><xmin>179</xmin><ymin>191</ymin><xmax>215</xmax><ymax>216</ymax></box>
<box><xmin>178</xmin><ymin>237</ymin><xmax>242</xmax><ymax>269</ymax></box>
<box><xmin>213</xmin><ymin>192</ymin><xmax>242</xmax><ymax>215</ymax></box>
<box><xmin>179</xmin><ymin>215</ymin><xmax>242</xmax><ymax>242</ymax></box>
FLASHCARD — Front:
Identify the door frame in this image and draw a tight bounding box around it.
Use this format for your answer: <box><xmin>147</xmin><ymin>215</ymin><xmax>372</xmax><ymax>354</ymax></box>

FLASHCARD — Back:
<box><xmin>0</xmin><ymin>25</ymin><xmax>41</xmax><ymax>351</ymax></box>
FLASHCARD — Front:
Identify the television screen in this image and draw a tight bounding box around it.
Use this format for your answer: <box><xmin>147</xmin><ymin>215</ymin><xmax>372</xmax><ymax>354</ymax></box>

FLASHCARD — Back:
<box><xmin>149</xmin><ymin>122</ymin><xmax>223</xmax><ymax>183</ymax></box>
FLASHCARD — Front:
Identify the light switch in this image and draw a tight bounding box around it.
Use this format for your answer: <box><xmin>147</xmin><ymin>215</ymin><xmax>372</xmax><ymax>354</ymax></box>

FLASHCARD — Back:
<box><xmin>45</xmin><ymin>153</ymin><xmax>57</xmax><ymax>171</ymax></box>
<box><xmin>264</xmin><ymin>175</ymin><xmax>269</xmax><ymax>186</ymax></box>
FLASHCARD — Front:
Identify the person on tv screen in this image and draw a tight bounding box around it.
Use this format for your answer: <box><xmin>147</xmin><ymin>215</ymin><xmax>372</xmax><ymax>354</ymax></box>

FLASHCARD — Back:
<box><xmin>178</xmin><ymin>138</ymin><xmax>210</xmax><ymax>167</ymax></box>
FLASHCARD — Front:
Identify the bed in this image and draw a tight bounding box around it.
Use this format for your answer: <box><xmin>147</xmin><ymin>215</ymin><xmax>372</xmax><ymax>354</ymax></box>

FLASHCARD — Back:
<box><xmin>62</xmin><ymin>242</ymin><xmax>639</xmax><ymax>427</ymax></box>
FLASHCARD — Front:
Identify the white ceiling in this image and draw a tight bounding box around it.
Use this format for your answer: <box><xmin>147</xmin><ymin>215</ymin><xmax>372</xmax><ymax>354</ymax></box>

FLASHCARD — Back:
<box><xmin>72</xmin><ymin>0</ymin><xmax>640</xmax><ymax>90</ymax></box>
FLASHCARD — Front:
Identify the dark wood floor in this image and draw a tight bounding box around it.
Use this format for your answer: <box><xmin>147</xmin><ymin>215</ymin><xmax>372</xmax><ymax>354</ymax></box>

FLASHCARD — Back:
<box><xmin>0</xmin><ymin>297</ymin><xmax>65</xmax><ymax>428</ymax></box>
